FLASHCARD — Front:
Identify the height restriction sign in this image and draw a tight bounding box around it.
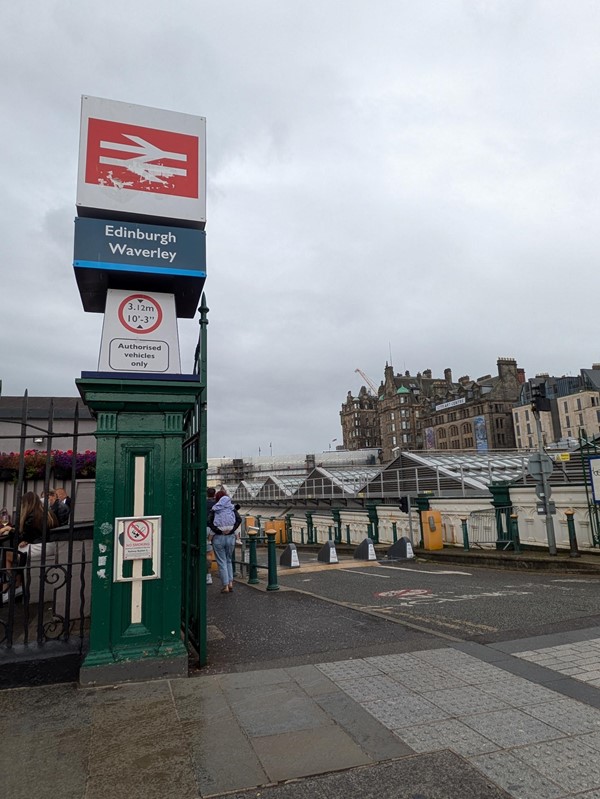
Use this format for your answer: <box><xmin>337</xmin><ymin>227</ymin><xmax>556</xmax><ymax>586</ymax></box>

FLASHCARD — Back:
<box><xmin>118</xmin><ymin>294</ymin><xmax>163</xmax><ymax>334</ymax></box>
<box><xmin>98</xmin><ymin>288</ymin><xmax>181</xmax><ymax>374</ymax></box>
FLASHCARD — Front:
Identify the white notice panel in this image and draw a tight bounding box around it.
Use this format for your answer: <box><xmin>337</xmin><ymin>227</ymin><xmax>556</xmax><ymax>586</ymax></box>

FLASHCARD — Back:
<box><xmin>590</xmin><ymin>456</ymin><xmax>600</xmax><ymax>504</ymax></box>
<box><xmin>98</xmin><ymin>288</ymin><xmax>181</xmax><ymax>373</ymax></box>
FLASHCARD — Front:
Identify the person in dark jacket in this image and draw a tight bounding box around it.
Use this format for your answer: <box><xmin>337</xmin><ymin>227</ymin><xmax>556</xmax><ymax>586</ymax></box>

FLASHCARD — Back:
<box><xmin>1</xmin><ymin>491</ymin><xmax>57</xmax><ymax>601</ymax></box>
<box><xmin>42</xmin><ymin>489</ymin><xmax>70</xmax><ymax>526</ymax></box>
<box><xmin>208</xmin><ymin>492</ymin><xmax>241</xmax><ymax>593</ymax></box>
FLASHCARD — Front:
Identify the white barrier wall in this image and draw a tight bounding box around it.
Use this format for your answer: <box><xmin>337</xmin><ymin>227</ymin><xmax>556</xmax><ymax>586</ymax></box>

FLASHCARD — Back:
<box><xmin>430</xmin><ymin>485</ymin><xmax>596</xmax><ymax>550</ymax></box>
<box><xmin>243</xmin><ymin>484</ymin><xmax>599</xmax><ymax>552</ymax></box>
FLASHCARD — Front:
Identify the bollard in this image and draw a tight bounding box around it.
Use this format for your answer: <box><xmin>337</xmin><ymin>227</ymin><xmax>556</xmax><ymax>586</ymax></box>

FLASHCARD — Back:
<box><xmin>306</xmin><ymin>512</ymin><xmax>314</xmax><ymax>544</ymax></box>
<box><xmin>266</xmin><ymin>531</ymin><xmax>280</xmax><ymax>591</ymax></box>
<box><xmin>300</xmin><ymin>526</ymin><xmax>305</xmax><ymax>545</ymax></box>
<box><xmin>332</xmin><ymin>509</ymin><xmax>342</xmax><ymax>544</ymax></box>
<box><xmin>461</xmin><ymin>518</ymin><xmax>469</xmax><ymax>551</ymax></box>
<box><xmin>565</xmin><ymin>509</ymin><xmax>580</xmax><ymax>558</ymax></box>
<box><xmin>285</xmin><ymin>514</ymin><xmax>293</xmax><ymax>545</ymax></box>
<box><xmin>392</xmin><ymin>521</ymin><xmax>398</xmax><ymax>544</ymax></box>
<box><xmin>246</xmin><ymin>529</ymin><xmax>259</xmax><ymax>585</ymax></box>
<box><xmin>346</xmin><ymin>524</ymin><xmax>351</xmax><ymax>545</ymax></box>
<box><xmin>510</xmin><ymin>514</ymin><xmax>521</xmax><ymax>554</ymax></box>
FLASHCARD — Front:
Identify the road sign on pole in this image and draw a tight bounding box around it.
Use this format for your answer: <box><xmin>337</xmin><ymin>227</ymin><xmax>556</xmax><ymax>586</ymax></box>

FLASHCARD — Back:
<box><xmin>527</xmin><ymin>452</ymin><xmax>554</xmax><ymax>480</ymax></box>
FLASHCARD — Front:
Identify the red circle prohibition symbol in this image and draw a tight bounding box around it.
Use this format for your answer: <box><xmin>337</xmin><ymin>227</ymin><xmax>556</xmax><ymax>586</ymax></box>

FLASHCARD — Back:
<box><xmin>118</xmin><ymin>294</ymin><xmax>163</xmax><ymax>334</ymax></box>
<box><xmin>126</xmin><ymin>519</ymin><xmax>151</xmax><ymax>541</ymax></box>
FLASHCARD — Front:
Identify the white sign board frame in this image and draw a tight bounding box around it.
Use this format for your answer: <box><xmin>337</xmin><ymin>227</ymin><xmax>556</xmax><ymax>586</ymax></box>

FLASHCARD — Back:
<box><xmin>114</xmin><ymin>514</ymin><xmax>162</xmax><ymax>583</ymax></box>
<box><xmin>589</xmin><ymin>456</ymin><xmax>600</xmax><ymax>504</ymax></box>
<box><xmin>98</xmin><ymin>288</ymin><xmax>181</xmax><ymax>374</ymax></box>
<box><xmin>77</xmin><ymin>95</ymin><xmax>206</xmax><ymax>227</ymax></box>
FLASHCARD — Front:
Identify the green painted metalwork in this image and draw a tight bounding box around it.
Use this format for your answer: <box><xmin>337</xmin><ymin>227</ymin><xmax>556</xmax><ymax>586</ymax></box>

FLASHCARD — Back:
<box><xmin>461</xmin><ymin>518</ymin><xmax>470</xmax><ymax>551</ymax></box>
<box><xmin>247</xmin><ymin>530</ymin><xmax>259</xmax><ymax>584</ymax></box>
<box><xmin>285</xmin><ymin>514</ymin><xmax>293</xmax><ymax>544</ymax></box>
<box><xmin>414</xmin><ymin>494</ymin><xmax>430</xmax><ymax>547</ymax></box>
<box><xmin>305</xmin><ymin>511</ymin><xmax>314</xmax><ymax>544</ymax></box>
<box><xmin>565</xmin><ymin>509</ymin><xmax>581</xmax><ymax>557</ymax></box>
<box><xmin>345</xmin><ymin>524</ymin><xmax>351</xmax><ymax>545</ymax></box>
<box><xmin>366</xmin><ymin>502</ymin><xmax>380</xmax><ymax>544</ymax></box>
<box><xmin>488</xmin><ymin>483</ymin><xmax>512</xmax><ymax>550</ymax></box>
<box><xmin>181</xmin><ymin>294</ymin><xmax>208</xmax><ymax>665</ymax></box>
<box><xmin>331</xmin><ymin>508</ymin><xmax>342</xmax><ymax>544</ymax></box>
<box><xmin>328</xmin><ymin>525</ymin><xmax>333</xmax><ymax>541</ymax></box>
<box><xmin>77</xmin><ymin>375</ymin><xmax>201</xmax><ymax>677</ymax></box>
<box><xmin>579</xmin><ymin>429</ymin><xmax>600</xmax><ymax>547</ymax></box>
<box><xmin>266</xmin><ymin>531</ymin><xmax>279</xmax><ymax>591</ymax></box>
<box><xmin>510</xmin><ymin>513</ymin><xmax>521</xmax><ymax>554</ymax></box>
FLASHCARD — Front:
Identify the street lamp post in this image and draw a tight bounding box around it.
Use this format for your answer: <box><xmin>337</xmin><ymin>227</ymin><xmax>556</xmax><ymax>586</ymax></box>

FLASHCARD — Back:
<box><xmin>531</xmin><ymin>384</ymin><xmax>557</xmax><ymax>555</ymax></box>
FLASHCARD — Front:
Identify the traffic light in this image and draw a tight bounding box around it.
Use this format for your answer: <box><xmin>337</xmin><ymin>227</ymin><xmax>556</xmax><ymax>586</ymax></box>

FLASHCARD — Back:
<box><xmin>399</xmin><ymin>496</ymin><xmax>409</xmax><ymax>513</ymax></box>
<box><xmin>531</xmin><ymin>382</ymin><xmax>551</xmax><ymax>413</ymax></box>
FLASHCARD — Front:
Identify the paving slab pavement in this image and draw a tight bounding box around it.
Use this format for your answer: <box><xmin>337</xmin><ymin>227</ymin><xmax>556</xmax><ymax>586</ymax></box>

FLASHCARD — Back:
<box><xmin>5</xmin><ymin>577</ymin><xmax>600</xmax><ymax>798</ymax></box>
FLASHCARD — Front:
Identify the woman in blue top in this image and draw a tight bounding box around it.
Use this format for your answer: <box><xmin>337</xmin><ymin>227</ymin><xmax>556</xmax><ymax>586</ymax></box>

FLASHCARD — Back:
<box><xmin>208</xmin><ymin>491</ymin><xmax>241</xmax><ymax>593</ymax></box>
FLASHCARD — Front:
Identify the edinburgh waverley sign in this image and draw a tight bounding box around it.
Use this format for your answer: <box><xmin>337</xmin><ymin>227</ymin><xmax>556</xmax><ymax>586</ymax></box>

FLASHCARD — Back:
<box><xmin>74</xmin><ymin>218</ymin><xmax>206</xmax><ymax>276</ymax></box>
<box><xmin>77</xmin><ymin>96</ymin><xmax>206</xmax><ymax>228</ymax></box>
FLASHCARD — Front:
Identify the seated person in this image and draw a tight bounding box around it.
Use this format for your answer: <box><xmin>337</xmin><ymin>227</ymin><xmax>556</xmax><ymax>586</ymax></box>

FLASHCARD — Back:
<box><xmin>42</xmin><ymin>488</ymin><xmax>70</xmax><ymax>526</ymax></box>
<box><xmin>1</xmin><ymin>491</ymin><xmax>58</xmax><ymax>601</ymax></box>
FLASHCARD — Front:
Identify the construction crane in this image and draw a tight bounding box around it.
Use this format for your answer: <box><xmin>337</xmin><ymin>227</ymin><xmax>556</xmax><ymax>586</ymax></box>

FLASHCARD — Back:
<box><xmin>355</xmin><ymin>369</ymin><xmax>379</xmax><ymax>396</ymax></box>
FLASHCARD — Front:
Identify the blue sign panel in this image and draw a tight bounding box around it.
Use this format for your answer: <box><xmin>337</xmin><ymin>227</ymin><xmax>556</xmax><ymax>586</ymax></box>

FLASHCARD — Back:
<box><xmin>74</xmin><ymin>217</ymin><xmax>206</xmax><ymax>277</ymax></box>
<box><xmin>474</xmin><ymin>415</ymin><xmax>489</xmax><ymax>452</ymax></box>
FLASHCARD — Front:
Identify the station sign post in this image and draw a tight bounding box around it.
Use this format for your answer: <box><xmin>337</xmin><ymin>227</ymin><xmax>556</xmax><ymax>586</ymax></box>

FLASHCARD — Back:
<box><xmin>77</xmin><ymin>96</ymin><xmax>207</xmax><ymax>685</ymax></box>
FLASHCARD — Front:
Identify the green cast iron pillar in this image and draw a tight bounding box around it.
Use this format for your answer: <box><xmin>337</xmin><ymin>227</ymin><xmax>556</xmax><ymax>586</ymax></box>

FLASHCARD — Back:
<box><xmin>331</xmin><ymin>508</ymin><xmax>342</xmax><ymax>544</ymax></box>
<box><xmin>489</xmin><ymin>482</ymin><xmax>512</xmax><ymax>550</ymax></box>
<box><xmin>305</xmin><ymin>511</ymin><xmax>314</xmax><ymax>544</ymax></box>
<box><xmin>414</xmin><ymin>494</ymin><xmax>431</xmax><ymax>548</ymax></box>
<box><xmin>366</xmin><ymin>501</ymin><xmax>380</xmax><ymax>544</ymax></box>
<box><xmin>77</xmin><ymin>375</ymin><xmax>201</xmax><ymax>686</ymax></box>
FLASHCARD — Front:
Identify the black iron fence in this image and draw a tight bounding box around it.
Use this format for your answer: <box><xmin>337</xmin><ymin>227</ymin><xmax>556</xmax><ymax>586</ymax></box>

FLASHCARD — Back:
<box><xmin>0</xmin><ymin>393</ymin><xmax>93</xmax><ymax>687</ymax></box>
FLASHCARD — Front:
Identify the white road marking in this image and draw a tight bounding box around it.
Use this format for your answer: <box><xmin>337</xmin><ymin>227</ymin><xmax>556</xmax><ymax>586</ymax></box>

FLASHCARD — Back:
<box><xmin>376</xmin><ymin>564</ymin><xmax>472</xmax><ymax>576</ymax></box>
<box><xmin>551</xmin><ymin>578</ymin><xmax>597</xmax><ymax>583</ymax></box>
<box><xmin>339</xmin><ymin>569</ymin><xmax>390</xmax><ymax>578</ymax></box>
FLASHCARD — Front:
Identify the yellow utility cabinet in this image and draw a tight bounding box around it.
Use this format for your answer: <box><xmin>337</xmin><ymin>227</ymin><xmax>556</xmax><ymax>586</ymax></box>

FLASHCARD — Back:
<box><xmin>264</xmin><ymin>519</ymin><xmax>287</xmax><ymax>544</ymax></box>
<box><xmin>421</xmin><ymin>510</ymin><xmax>444</xmax><ymax>550</ymax></box>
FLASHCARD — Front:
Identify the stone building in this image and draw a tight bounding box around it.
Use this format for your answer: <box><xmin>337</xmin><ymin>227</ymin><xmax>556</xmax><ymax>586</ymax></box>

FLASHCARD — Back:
<box><xmin>376</xmin><ymin>365</ymin><xmax>449</xmax><ymax>461</ymax></box>
<box><xmin>512</xmin><ymin>367</ymin><xmax>600</xmax><ymax>448</ymax></box>
<box><xmin>341</xmin><ymin>357</ymin><xmax>526</xmax><ymax>460</ymax></box>
<box><xmin>419</xmin><ymin>358</ymin><xmax>524</xmax><ymax>452</ymax></box>
<box><xmin>339</xmin><ymin>386</ymin><xmax>381</xmax><ymax>451</ymax></box>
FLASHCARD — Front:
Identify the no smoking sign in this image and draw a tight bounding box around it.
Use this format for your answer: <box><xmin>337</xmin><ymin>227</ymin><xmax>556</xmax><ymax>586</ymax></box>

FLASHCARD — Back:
<box><xmin>123</xmin><ymin>517</ymin><xmax>155</xmax><ymax>560</ymax></box>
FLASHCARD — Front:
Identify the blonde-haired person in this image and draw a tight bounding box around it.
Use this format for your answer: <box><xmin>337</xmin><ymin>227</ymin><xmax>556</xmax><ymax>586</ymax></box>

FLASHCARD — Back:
<box><xmin>0</xmin><ymin>491</ymin><xmax>58</xmax><ymax>601</ymax></box>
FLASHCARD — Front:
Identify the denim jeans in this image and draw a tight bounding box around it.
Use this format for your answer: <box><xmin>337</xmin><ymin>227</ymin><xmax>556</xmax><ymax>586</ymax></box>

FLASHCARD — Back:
<box><xmin>212</xmin><ymin>532</ymin><xmax>236</xmax><ymax>586</ymax></box>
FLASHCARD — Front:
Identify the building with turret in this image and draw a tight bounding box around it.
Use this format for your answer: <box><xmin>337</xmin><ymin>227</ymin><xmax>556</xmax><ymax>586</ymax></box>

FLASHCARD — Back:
<box><xmin>341</xmin><ymin>357</ymin><xmax>525</xmax><ymax>460</ymax></box>
<box><xmin>419</xmin><ymin>358</ymin><xmax>524</xmax><ymax>451</ymax></box>
<box><xmin>339</xmin><ymin>386</ymin><xmax>381</xmax><ymax>451</ymax></box>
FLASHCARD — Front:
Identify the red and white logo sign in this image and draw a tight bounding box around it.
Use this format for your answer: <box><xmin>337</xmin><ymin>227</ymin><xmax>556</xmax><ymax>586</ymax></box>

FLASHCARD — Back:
<box><xmin>85</xmin><ymin>118</ymin><xmax>199</xmax><ymax>198</ymax></box>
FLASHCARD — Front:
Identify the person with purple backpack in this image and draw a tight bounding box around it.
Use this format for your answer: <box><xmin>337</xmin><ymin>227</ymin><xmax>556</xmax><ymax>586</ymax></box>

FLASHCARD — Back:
<box><xmin>208</xmin><ymin>490</ymin><xmax>241</xmax><ymax>593</ymax></box>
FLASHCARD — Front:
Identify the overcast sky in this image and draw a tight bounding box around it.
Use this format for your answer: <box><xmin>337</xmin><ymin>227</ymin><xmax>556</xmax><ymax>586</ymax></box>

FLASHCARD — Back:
<box><xmin>1</xmin><ymin>2</ymin><xmax>599</xmax><ymax>458</ymax></box>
